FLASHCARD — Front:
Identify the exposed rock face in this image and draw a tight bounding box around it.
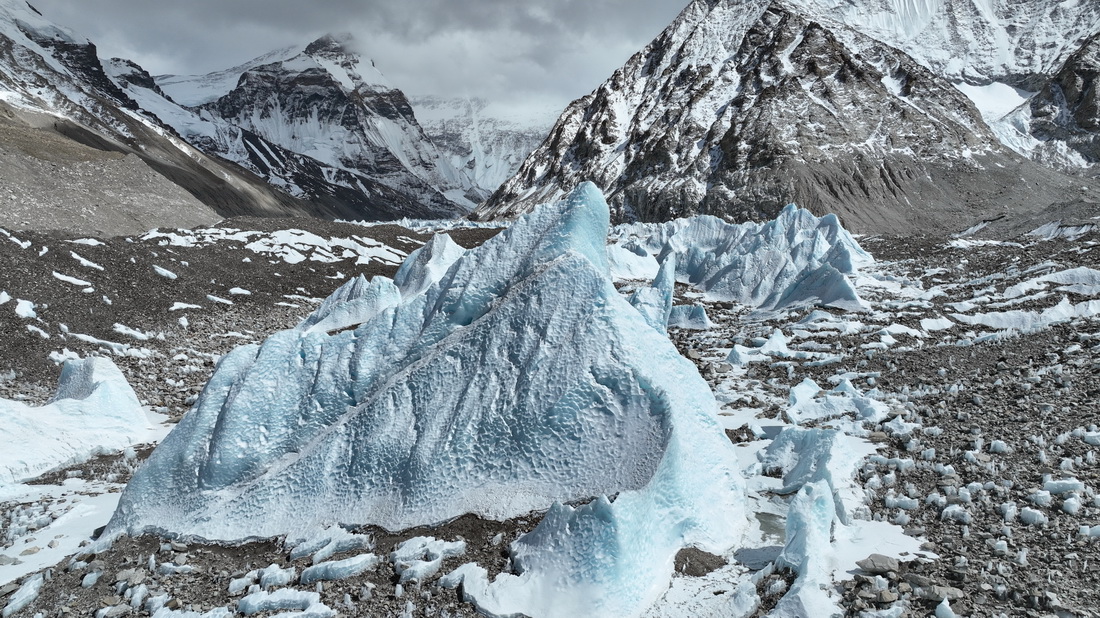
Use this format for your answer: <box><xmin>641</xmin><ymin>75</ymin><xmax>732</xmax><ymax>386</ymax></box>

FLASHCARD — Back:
<box><xmin>795</xmin><ymin>0</ymin><xmax>1100</xmax><ymax>90</ymax></box>
<box><xmin>154</xmin><ymin>34</ymin><xmax>474</xmax><ymax>220</ymax></box>
<box><xmin>478</xmin><ymin>1</ymin><xmax>1093</xmax><ymax>234</ymax></box>
<box><xmin>0</xmin><ymin>0</ymin><xmax>319</xmax><ymax>234</ymax></box>
<box><xmin>1027</xmin><ymin>33</ymin><xmax>1100</xmax><ymax>167</ymax></box>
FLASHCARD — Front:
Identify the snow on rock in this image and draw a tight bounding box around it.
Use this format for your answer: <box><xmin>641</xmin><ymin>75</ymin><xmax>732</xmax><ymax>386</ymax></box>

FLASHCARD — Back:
<box><xmin>105</xmin><ymin>183</ymin><xmax>745</xmax><ymax>616</ymax></box>
<box><xmin>0</xmin><ymin>357</ymin><xmax>150</xmax><ymax>485</ymax></box>
<box><xmin>142</xmin><ymin>228</ymin><xmax>407</xmax><ymax>266</ymax></box>
<box><xmin>613</xmin><ymin>205</ymin><xmax>871</xmax><ymax>311</ymax></box>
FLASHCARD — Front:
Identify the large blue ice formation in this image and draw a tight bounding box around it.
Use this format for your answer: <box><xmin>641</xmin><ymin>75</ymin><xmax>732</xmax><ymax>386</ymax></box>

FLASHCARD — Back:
<box><xmin>104</xmin><ymin>183</ymin><xmax>745</xmax><ymax>616</ymax></box>
<box><xmin>611</xmin><ymin>205</ymin><xmax>873</xmax><ymax>311</ymax></box>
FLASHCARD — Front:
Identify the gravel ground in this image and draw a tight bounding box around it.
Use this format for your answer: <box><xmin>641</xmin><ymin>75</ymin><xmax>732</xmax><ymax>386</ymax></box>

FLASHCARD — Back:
<box><xmin>2</xmin><ymin>220</ymin><xmax>1099</xmax><ymax>617</ymax></box>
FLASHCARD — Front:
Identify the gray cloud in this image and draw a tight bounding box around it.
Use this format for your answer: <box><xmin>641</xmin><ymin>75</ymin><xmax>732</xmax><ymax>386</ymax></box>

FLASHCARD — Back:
<box><xmin>29</xmin><ymin>0</ymin><xmax>687</xmax><ymax>109</ymax></box>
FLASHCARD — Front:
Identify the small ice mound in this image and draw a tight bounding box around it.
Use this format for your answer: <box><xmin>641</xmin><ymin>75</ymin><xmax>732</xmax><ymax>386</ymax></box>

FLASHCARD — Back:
<box><xmin>618</xmin><ymin>205</ymin><xmax>871</xmax><ymax>311</ymax></box>
<box><xmin>727</xmin><ymin>329</ymin><xmax>791</xmax><ymax>365</ymax></box>
<box><xmin>105</xmin><ymin>183</ymin><xmax>745</xmax><ymax>617</ymax></box>
<box><xmin>785</xmin><ymin>378</ymin><xmax>890</xmax><ymax>425</ymax></box>
<box><xmin>0</xmin><ymin>356</ymin><xmax>149</xmax><ymax>485</ymax></box>
<box><xmin>668</xmin><ymin>303</ymin><xmax>713</xmax><ymax>330</ymax></box>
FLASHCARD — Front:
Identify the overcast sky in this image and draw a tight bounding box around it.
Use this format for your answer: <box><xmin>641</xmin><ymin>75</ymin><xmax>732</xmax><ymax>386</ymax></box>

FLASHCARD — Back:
<box><xmin>31</xmin><ymin>1</ymin><xmax>688</xmax><ymax>112</ymax></box>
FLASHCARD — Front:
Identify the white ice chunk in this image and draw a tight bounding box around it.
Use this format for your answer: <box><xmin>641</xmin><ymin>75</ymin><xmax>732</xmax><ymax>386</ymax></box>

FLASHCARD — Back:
<box><xmin>299</xmin><ymin>554</ymin><xmax>380</xmax><ymax>584</ymax></box>
<box><xmin>628</xmin><ymin>253</ymin><xmax>676</xmax><ymax>333</ymax></box>
<box><xmin>14</xmin><ymin>299</ymin><xmax>35</xmax><ymax>319</ymax></box>
<box><xmin>237</xmin><ymin>589</ymin><xmax>332</xmax><ymax>616</ymax></box>
<box><xmin>2</xmin><ymin>573</ymin><xmax>43</xmax><ymax>618</ymax></box>
<box><xmin>153</xmin><ymin>265</ymin><xmax>178</xmax><ymax>280</ymax></box>
<box><xmin>52</xmin><ymin>271</ymin><xmax>92</xmax><ymax>287</ymax></box>
<box><xmin>667</xmin><ymin>303</ymin><xmax>713</xmax><ymax>330</ymax></box>
<box><xmin>0</xmin><ymin>357</ymin><xmax>149</xmax><ymax>485</ymax></box>
<box><xmin>390</xmin><ymin>536</ymin><xmax>466</xmax><ymax>584</ymax></box>
<box><xmin>607</xmin><ymin>241</ymin><xmax>659</xmax><ymax>281</ymax></box>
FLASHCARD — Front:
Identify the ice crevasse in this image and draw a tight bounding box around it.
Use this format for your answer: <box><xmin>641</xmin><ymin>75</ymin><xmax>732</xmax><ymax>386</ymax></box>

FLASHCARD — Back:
<box><xmin>104</xmin><ymin>182</ymin><xmax>747</xmax><ymax>617</ymax></box>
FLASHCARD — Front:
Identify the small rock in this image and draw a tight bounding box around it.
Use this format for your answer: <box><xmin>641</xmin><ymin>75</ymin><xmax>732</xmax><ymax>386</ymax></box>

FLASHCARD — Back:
<box><xmin>169</xmin><ymin>541</ymin><xmax>188</xmax><ymax>552</ymax></box>
<box><xmin>0</xmin><ymin>555</ymin><xmax>13</xmax><ymax>566</ymax></box>
<box><xmin>856</xmin><ymin>553</ymin><xmax>899</xmax><ymax>575</ymax></box>
<box><xmin>99</xmin><ymin>595</ymin><xmax>122</xmax><ymax>606</ymax></box>
<box><xmin>920</xmin><ymin>585</ymin><xmax>965</xmax><ymax>602</ymax></box>
<box><xmin>19</xmin><ymin>546</ymin><xmax>40</xmax><ymax>556</ymax></box>
<box><xmin>876</xmin><ymin>590</ymin><xmax>899</xmax><ymax>603</ymax></box>
<box><xmin>0</xmin><ymin>583</ymin><xmax>19</xmax><ymax>597</ymax></box>
<box><xmin>47</xmin><ymin>540</ymin><xmax>59</xmax><ymax>549</ymax></box>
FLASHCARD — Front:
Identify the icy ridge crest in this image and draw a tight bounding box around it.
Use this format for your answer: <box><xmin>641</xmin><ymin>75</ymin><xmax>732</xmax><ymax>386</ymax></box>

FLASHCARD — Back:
<box><xmin>614</xmin><ymin>204</ymin><xmax>873</xmax><ymax>311</ymax></box>
<box><xmin>105</xmin><ymin>183</ymin><xmax>745</xmax><ymax>617</ymax></box>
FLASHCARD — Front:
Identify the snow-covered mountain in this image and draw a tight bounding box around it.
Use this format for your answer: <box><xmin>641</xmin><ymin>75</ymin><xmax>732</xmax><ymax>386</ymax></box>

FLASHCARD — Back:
<box><xmin>410</xmin><ymin>95</ymin><xmax>559</xmax><ymax>201</ymax></box>
<box><xmin>478</xmin><ymin>0</ymin><xmax>1100</xmax><ymax>233</ymax></box>
<box><xmin>151</xmin><ymin>34</ymin><xmax>476</xmax><ymax>220</ymax></box>
<box><xmin>0</xmin><ymin>0</ymin><xmax>324</xmax><ymax>234</ymax></box>
<box><xmin>990</xmin><ymin>32</ymin><xmax>1100</xmax><ymax>170</ymax></box>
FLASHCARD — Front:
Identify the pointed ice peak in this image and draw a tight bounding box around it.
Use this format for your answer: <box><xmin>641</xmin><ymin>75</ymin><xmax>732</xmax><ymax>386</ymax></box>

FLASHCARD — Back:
<box><xmin>393</xmin><ymin>233</ymin><xmax>466</xmax><ymax>298</ymax></box>
<box><xmin>300</xmin><ymin>274</ymin><xmax>401</xmax><ymax>336</ymax></box>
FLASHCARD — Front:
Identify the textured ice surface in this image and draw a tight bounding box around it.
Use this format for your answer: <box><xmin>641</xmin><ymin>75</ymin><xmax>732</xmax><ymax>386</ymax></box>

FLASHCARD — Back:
<box><xmin>0</xmin><ymin>357</ymin><xmax>150</xmax><ymax>485</ymax></box>
<box><xmin>106</xmin><ymin>183</ymin><xmax>744</xmax><ymax>616</ymax></box>
<box><xmin>392</xmin><ymin>233</ymin><xmax>466</xmax><ymax>298</ymax></box>
<box><xmin>237</xmin><ymin>588</ymin><xmax>332</xmax><ymax>615</ymax></box>
<box><xmin>299</xmin><ymin>554</ymin><xmax>380</xmax><ymax>584</ymax></box>
<box><xmin>612</xmin><ymin>205</ymin><xmax>871</xmax><ymax>311</ymax></box>
<box><xmin>390</xmin><ymin>536</ymin><xmax>467</xmax><ymax>584</ymax></box>
<box><xmin>628</xmin><ymin>254</ymin><xmax>676</xmax><ymax>333</ymax></box>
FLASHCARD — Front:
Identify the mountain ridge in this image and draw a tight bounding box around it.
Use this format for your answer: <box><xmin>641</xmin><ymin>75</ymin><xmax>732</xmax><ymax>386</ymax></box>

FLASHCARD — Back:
<box><xmin>476</xmin><ymin>0</ymin><xmax>1100</xmax><ymax>234</ymax></box>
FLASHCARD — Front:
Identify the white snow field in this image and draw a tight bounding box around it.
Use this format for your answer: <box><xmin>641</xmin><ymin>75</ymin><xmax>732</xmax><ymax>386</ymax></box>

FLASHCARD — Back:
<box><xmin>0</xmin><ymin>357</ymin><xmax>151</xmax><ymax>486</ymax></box>
<box><xmin>105</xmin><ymin>183</ymin><xmax>748</xmax><ymax>616</ymax></box>
<box><xmin>610</xmin><ymin>205</ymin><xmax>873</xmax><ymax>311</ymax></box>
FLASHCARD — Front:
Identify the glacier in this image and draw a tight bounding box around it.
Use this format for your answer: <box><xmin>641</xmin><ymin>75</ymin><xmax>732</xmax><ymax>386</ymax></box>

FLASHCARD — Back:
<box><xmin>611</xmin><ymin>205</ymin><xmax>872</xmax><ymax>311</ymax></box>
<box><xmin>103</xmin><ymin>183</ymin><xmax>746</xmax><ymax>616</ymax></box>
<box><xmin>0</xmin><ymin>356</ymin><xmax>151</xmax><ymax>486</ymax></box>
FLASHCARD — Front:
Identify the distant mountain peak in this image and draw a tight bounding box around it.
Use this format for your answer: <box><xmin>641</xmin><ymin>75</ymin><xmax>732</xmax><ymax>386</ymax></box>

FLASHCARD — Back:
<box><xmin>304</xmin><ymin>32</ymin><xmax>356</xmax><ymax>57</ymax></box>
